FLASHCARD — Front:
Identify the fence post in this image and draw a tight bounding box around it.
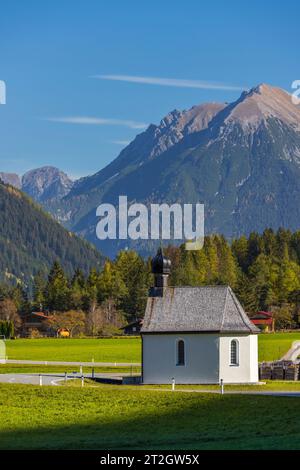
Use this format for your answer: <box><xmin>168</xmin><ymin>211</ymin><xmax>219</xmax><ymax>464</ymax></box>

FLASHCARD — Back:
<box><xmin>39</xmin><ymin>374</ymin><xmax>42</xmax><ymax>387</ymax></box>
<box><xmin>81</xmin><ymin>375</ymin><xmax>84</xmax><ymax>388</ymax></box>
<box><xmin>220</xmin><ymin>378</ymin><xmax>224</xmax><ymax>395</ymax></box>
<box><xmin>64</xmin><ymin>371</ymin><xmax>67</xmax><ymax>383</ymax></box>
<box><xmin>172</xmin><ymin>377</ymin><xmax>175</xmax><ymax>391</ymax></box>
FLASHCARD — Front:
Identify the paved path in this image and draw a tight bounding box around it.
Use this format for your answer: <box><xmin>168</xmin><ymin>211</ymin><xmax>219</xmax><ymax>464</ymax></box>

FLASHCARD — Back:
<box><xmin>281</xmin><ymin>341</ymin><xmax>300</xmax><ymax>361</ymax></box>
<box><xmin>142</xmin><ymin>387</ymin><xmax>300</xmax><ymax>397</ymax></box>
<box><xmin>6</xmin><ymin>359</ymin><xmax>140</xmax><ymax>367</ymax></box>
<box><xmin>0</xmin><ymin>372</ymin><xmax>131</xmax><ymax>386</ymax></box>
<box><xmin>0</xmin><ymin>373</ymin><xmax>70</xmax><ymax>386</ymax></box>
<box><xmin>1</xmin><ymin>373</ymin><xmax>300</xmax><ymax>397</ymax></box>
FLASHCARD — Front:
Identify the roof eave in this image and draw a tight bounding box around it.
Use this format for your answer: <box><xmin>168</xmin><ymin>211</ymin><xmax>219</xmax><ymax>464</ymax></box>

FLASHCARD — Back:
<box><xmin>141</xmin><ymin>329</ymin><xmax>260</xmax><ymax>335</ymax></box>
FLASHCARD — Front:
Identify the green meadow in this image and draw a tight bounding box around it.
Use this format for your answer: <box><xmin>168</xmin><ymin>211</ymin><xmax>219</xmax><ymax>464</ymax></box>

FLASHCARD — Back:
<box><xmin>1</xmin><ymin>333</ymin><xmax>300</xmax><ymax>450</ymax></box>
<box><xmin>0</xmin><ymin>382</ymin><xmax>300</xmax><ymax>450</ymax></box>
<box><xmin>3</xmin><ymin>332</ymin><xmax>300</xmax><ymax>364</ymax></box>
<box><xmin>4</xmin><ymin>337</ymin><xmax>141</xmax><ymax>363</ymax></box>
<box><xmin>258</xmin><ymin>332</ymin><xmax>300</xmax><ymax>362</ymax></box>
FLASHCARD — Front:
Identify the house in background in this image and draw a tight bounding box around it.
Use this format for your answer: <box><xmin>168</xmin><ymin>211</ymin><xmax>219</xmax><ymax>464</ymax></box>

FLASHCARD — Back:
<box><xmin>250</xmin><ymin>311</ymin><xmax>274</xmax><ymax>332</ymax></box>
<box><xmin>22</xmin><ymin>311</ymin><xmax>51</xmax><ymax>337</ymax></box>
<box><xmin>57</xmin><ymin>328</ymin><xmax>70</xmax><ymax>338</ymax></box>
<box><xmin>22</xmin><ymin>313</ymin><xmax>71</xmax><ymax>338</ymax></box>
<box><xmin>121</xmin><ymin>319</ymin><xmax>143</xmax><ymax>336</ymax></box>
<box><xmin>141</xmin><ymin>249</ymin><xmax>260</xmax><ymax>385</ymax></box>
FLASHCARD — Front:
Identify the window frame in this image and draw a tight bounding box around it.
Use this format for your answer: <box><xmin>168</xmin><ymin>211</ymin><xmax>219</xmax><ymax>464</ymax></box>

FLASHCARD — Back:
<box><xmin>176</xmin><ymin>338</ymin><xmax>185</xmax><ymax>367</ymax></box>
<box><xmin>230</xmin><ymin>339</ymin><xmax>239</xmax><ymax>367</ymax></box>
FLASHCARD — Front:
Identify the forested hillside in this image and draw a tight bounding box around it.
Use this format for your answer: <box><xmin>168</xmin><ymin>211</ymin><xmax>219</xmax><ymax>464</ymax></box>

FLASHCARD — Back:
<box><xmin>0</xmin><ymin>183</ymin><xmax>103</xmax><ymax>285</ymax></box>
<box><xmin>1</xmin><ymin>229</ymin><xmax>300</xmax><ymax>335</ymax></box>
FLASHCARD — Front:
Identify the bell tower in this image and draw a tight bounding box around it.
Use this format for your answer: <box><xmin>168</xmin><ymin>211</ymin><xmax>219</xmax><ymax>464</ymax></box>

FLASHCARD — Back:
<box><xmin>151</xmin><ymin>248</ymin><xmax>171</xmax><ymax>289</ymax></box>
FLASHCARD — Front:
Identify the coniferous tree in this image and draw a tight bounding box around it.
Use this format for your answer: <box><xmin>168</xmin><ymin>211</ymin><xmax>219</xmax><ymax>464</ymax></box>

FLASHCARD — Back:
<box><xmin>232</xmin><ymin>235</ymin><xmax>249</xmax><ymax>273</ymax></box>
<box><xmin>33</xmin><ymin>271</ymin><xmax>46</xmax><ymax>311</ymax></box>
<box><xmin>69</xmin><ymin>269</ymin><xmax>86</xmax><ymax>310</ymax></box>
<box><xmin>114</xmin><ymin>251</ymin><xmax>149</xmax><ymax>319</ymax></box>
<box><xmin>45</xmin><ymin>261</ymin><xmax>70</xmax><ymax>312</ymax></box>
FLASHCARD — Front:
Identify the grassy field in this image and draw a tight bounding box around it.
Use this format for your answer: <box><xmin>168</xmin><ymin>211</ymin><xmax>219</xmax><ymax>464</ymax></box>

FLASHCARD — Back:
<box><xmin>67</xmin><ymin>378</ymin><xmax>300</xmax><ymax>392</ymax></box>
<box><xmin>0</xmin><ymin>363</ymin><xmax>140</xmax><ymax>375</ymax></box>
<box><xmin>3</xmin><ymin>332</ymin><xmax>300</xmax><ymax>364</ymax></box>
<box><xmin>258</xmin><ymin>332</ymin><xmax>300</xmax><ymax>361</ymax></box>
<box><xmin>5</xmin><ymin>337</ymin><xmax>141</xmax><ymax>363</ymax></box>
<box><xmin>0</xmin><ymin>382</ymin><xmax>300</xmax><ymax>450</ymax></box>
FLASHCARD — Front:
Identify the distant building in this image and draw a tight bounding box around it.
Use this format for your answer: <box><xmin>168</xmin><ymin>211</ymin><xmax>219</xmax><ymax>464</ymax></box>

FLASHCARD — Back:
<box><xmin>57</xmin><ymin>328</ymin><xmax>70</xmax><ymax>338</ymax></box>
<box><xmin>121</xmin><ymin>320</ymin><xmax>143</xmax><ymax>335</ymax></box>
<box><xmin>141</xmin><ymin>249</ymin><xmax>260</xmax><ymax>385</ymax></box>
<box><xmin>250</xmin><ymin>311</ymin><xmax>274</xmax><ymax>332</ymax></box>
<box><xmin>22</xmin><ymin>311</ymin><xmax>54</xmax><ymax>337</ymax></box>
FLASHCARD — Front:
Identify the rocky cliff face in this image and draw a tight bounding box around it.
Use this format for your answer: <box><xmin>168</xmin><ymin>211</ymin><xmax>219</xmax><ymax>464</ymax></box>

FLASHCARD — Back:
<box><xmin>0</xmin><ymin>172</ymin><xmax>21</xmax><ymax>189</ymax></box>
<box><xmin>21</xmin><ymin>166</ymin><xmax>74</xmax><ymax>203</ymax></box>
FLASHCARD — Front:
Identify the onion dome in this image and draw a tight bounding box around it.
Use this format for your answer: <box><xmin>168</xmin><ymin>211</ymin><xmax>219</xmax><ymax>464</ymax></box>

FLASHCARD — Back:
<box><xmin>151</xmin><ymin>248</ymin><xmax>171</xmax><ymax>275</ymax></box>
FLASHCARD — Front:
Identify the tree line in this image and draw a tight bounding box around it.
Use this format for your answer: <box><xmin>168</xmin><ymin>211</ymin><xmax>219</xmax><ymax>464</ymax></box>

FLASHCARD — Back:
<box><xmin>1</xmin><ymin>228</ymin><xmax>300</xmax><ymax>335</ymax></box>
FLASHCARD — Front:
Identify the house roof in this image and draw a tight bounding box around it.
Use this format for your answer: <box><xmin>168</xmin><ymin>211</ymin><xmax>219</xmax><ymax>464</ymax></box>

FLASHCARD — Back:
<box><xmin>26</xmin><ymin>312</ymin><xmax>48</xmax><ymax>319</ymax></box>
<box><xmin>251</xmin><ymin>311</ymin><xmax>273</xmax><ymax>320</ymax></box>
<box><xmin>141</xmin><ymin>285</ymin><xmax>260</xmax><ymax>334</ymax></box>
<box><xmin>121</xmin><ymin>320</ymin><xmax>143</xmax><ymax>330</ymax></box>
<box><xmin>251</xmin><ymin>318</ymin><xmax>273</xmax><ymax>326</ymax></box>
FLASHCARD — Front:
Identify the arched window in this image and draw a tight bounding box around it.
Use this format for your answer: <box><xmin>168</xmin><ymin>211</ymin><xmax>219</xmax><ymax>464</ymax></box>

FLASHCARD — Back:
<box><xmin>230</xmin><ymin>339</ymin><xmax>239</xmax><ymax>366</ymax></box>
<box><xmin>177</xmin><ymin>339</ymin><xmax>185</xmax><ymax>366</ymax></box>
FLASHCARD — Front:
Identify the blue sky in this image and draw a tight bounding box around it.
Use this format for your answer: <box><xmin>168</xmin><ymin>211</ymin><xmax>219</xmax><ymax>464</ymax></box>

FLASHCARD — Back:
<box><xmin>0</xmin><ymin>0</ymin><xmax>299</xmax><ymax>179</ymax></box>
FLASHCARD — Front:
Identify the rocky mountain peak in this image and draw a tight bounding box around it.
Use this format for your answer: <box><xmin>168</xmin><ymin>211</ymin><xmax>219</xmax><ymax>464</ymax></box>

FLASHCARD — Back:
<box><xmin>0</xmin><ymin>172</ymin><xmax>21</xmax><ymax>189</ymax></box>
<box><xmin>148</xmin><ymin>101</ymin><xmax>226</xmax><ymax>159</ymax></box>
<box><xmin>22</xmin><ymin>166</ymin><xmax>73</xmax><ymax>203</ymax></box>
<box><xmin>225</xmin><ymin>83</ymin><xmax>300</xmax><ymax>129</ymax></box>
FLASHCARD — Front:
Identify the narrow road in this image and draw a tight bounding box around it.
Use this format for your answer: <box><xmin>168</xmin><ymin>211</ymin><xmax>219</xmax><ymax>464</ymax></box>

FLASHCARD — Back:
<box><xmin>0</xmin><ymin>372</ymin><xmax>131</xmax><ymax>386</ymax></box>
<box><xmin>6</xmin><ymin>359</ymin><xmax>140</xmax><ymax>367</ymax></box>
<box><xmin>1</xmin><ymin>373</ymin><xmax>300</xmax><ymax>397</ymax></box>
<box><xmin>281</xmin><ymin>341</ymin><xmax>300</xmax><ymax>361</ymax></box>
<box><xmin>0</xmin><ymin>373</ymin><xmax>70</xmax><ymax>386</ymax></box>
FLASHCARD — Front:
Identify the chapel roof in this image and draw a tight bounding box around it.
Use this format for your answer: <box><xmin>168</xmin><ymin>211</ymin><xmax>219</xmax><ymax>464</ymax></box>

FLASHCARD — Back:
<box><xmin>141</xmin><ymin>285</ymin><xmax>260</xmax><ymax>334</ymax></box>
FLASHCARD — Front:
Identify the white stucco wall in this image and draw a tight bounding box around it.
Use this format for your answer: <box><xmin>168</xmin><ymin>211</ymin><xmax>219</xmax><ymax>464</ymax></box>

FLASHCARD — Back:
<box><xmin>142</xmin><ymin>333</ymin><xmax>219</xmax><ymax>384</ymax></box>
<box><xmin>142</xmin><ymin>333</ymin><xmax>259</xmax><ymax>384</ymax></box>
<box><xmin>219</xmin><ymin>334</ymin><xmax>258</xmax><ymax>383</ymax></box>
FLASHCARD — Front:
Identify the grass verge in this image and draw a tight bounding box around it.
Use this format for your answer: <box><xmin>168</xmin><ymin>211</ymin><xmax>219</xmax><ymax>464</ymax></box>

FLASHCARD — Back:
<box><xmin>0</xmin><ymin>382</ymin><xmax>300</xmax><ymax>450</ymax></box>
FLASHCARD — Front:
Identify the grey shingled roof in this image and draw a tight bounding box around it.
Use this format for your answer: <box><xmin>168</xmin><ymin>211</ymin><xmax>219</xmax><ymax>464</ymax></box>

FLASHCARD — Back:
<box><xmin>141</xmin><ymin>285</ymin><xmax>259</xmax><ymax>334</ymax></box>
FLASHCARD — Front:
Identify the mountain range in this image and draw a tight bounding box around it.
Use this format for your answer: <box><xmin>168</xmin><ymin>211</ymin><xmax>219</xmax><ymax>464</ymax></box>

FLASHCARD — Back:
<box><xmin>2</xmin><ymin>83</ymin><xmax>300</xmax><ymax>258</ymax></box>
<box><xmin>0</xmin><ymin>166</ymin><xmax>73</xmax><ymax>207</ymax></box>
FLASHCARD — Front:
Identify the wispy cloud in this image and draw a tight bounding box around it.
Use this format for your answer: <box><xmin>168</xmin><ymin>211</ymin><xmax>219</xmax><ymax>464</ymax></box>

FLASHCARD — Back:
<box><xmin>110</xmin><ymin>140</ymin><xmax>131</xmax><ymax>146</ymax></box>
<box><xmin>93</xmin><ymin>74</ymin><xmax>245</xmax><ymax>91</ymax></box>
<box><xmin>44</xmin><ymin>116</ymin><xmax>147</xmax><ymax>130</ymax></box>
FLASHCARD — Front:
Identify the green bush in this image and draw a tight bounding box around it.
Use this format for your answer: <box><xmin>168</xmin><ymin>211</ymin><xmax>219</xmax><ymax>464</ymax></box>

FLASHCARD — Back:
<box><xmin>0</xmin><ymin>320</ymin><xmax>14</xmax><ymax>339</ymax></box>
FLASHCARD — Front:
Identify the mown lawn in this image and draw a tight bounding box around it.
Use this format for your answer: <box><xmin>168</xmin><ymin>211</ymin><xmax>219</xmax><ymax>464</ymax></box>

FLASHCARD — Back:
<box><xmin>5</xmin><ymin>338</ymin><xmax>141</xmax><ymax>363</ymax></box>
<box><xmin>4</xmin><ymin>333</ymin><xmax>300</xmax><ymax>364</ymax></box>
<box><xmin>67</xmin><ymin>378</ymin><xmax>300</xmax><ymax>392</ymax></box>
<box><xmin>0</xmin><ymin>363</ymin><xmax>140</xmax><ymax>375</ymax></box>
<box><xmin>0</xmin><ymin>382</ymin><xmax>300</xmax><ymax>450</ymax></box>
<box><xmin>258</xmin><ymin>332</ymin><xmax>300</xmax><ymax>361</ymax></box>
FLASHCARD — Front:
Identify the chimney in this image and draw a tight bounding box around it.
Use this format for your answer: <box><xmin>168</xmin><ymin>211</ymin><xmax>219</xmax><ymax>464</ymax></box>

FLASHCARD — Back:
<box><xmin>151</xmin><ymin>248</ymin><xmax>171</xmax><ymax>290</ymax></box>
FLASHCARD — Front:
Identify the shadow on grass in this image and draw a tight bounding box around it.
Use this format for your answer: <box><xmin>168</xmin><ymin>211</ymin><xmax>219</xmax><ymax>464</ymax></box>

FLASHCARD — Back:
<box><xmin>1</xmin><ymin>388</ymin><xmax>300</xmax><ymax>450</ymax></box>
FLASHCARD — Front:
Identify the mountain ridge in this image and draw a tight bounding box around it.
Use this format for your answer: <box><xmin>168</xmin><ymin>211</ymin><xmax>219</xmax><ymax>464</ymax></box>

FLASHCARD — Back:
<box><xmin>58</xmin><ymin>83</ymin><xmax>300</xmax><ymax>257</ymax></box>
<box><xmin>3</xmin><ymin>83</ymin><xmax>300</xmax><ymax>258</ymax></box>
